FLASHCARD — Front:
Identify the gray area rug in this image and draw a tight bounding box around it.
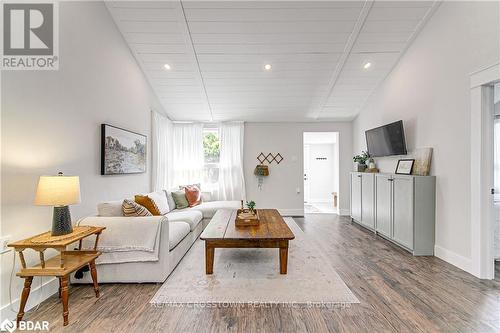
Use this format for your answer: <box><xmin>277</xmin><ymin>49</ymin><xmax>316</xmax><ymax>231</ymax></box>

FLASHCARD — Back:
<box><xmin>150</xmin><ymin>217</ymin><xmax>359</xmax><ymax>305</ymax></box>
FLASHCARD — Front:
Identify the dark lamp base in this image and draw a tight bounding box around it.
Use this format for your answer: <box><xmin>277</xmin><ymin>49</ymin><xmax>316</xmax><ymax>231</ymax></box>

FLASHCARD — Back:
<box><xmin>52</xmin><ymin>206</ymin><xmax>73</xmax><ymax>236</ymax></box>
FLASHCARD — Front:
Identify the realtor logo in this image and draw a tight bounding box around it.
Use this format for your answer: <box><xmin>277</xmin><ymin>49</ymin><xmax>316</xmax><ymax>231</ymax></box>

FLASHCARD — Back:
<box><xmin>0</xmin><ymin>319</ymin><xmax>16</xmax><ymax>333</ymax></box>
<box><xmin>1</xmin><ymin>2</ymin><xmax>59</xmax><ymax>70</ymax></box>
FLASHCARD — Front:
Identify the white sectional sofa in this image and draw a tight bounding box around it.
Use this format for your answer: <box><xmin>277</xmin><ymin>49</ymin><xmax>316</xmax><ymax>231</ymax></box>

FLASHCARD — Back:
<box><xmin>73</xmin><ymin>192</ymin><xmax>240</xmax><ymax>283</ymax></box>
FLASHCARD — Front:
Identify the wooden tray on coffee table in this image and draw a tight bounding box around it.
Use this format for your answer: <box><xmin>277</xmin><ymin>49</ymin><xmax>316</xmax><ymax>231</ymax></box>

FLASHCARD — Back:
<box><xmin>235</xmin><ymin>209</ymin><xmax>260</xmax><ymax>227</ymax></box>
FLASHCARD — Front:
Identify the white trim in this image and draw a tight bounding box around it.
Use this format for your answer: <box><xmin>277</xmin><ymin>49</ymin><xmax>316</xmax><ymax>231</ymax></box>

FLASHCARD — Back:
<box><xmin>470</xmin><ymin>62</ymin><xmax>500</xmax><ymax>88</ymax></box>
<box><xmin>434</xmin><ymin>245</ymin><xmax>473</xmax><ymax>274</ymax></box>
<box><xmin>1</xmin><ymin>277</ymin><xmax>58</xmax><ymax>321</ymax></box>
<box><xmin>469</xmin><ymin>63</ymin><xmax>500</xmax><ymax>279</ymax></box>
<box><xmin>176</xmin><ymin>2</ymin><xmax>213</xmax><ymax>121</ymax></box>
<box><xmin>312</xmin><ymin>0</ymin><xmax>374</xmax><ymax>119</ymax></box>
<box><xmin>278</xmin><ymin>209</ymin><xmax>304</xmax><ymax>217</ymax></box>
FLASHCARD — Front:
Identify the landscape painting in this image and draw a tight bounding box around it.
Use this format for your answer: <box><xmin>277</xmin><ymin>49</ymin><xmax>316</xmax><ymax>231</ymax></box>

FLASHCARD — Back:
<box><xmin>101</xmin><ymin>124</ymin><xmax>146</xmax><ymax>175</ymax></box>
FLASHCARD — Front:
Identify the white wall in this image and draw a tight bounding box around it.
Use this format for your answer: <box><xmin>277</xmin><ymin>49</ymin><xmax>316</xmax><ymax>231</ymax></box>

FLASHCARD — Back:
<box><xmin>352</xmin><ymin>1</ymin><xmax>500</xmax><ymax>273</ymax></box>
<box><xmin>0</xmin><ymin>2</ymin><xmax>165</xmax><ymax>319</ymax></box>
<box><xmin>244</xmin><ymin>122</ymin><xmax>352</xmax><ymax>215</ymax></box>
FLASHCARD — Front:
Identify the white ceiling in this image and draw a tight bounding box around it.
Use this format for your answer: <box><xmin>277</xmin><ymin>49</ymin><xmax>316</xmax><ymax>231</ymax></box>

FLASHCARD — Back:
<box><xmin>106</xmin><ymin>1</ymin><xmax>439</xmax><ymax>122</ymax></box>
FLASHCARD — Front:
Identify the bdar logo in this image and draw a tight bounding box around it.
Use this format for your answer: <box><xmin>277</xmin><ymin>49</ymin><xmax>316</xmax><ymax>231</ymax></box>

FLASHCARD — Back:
<box><xmin>3</xmin><ymin>3</ymin><xmax>54</xmax><ymax>56</ymax></box>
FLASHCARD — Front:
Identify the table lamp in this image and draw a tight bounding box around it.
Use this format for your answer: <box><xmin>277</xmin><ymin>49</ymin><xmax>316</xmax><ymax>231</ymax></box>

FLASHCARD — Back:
<box><xmin>34</xmin><ymin>172</ymin><xmax>81</xmax><ymax>236</ymax></box>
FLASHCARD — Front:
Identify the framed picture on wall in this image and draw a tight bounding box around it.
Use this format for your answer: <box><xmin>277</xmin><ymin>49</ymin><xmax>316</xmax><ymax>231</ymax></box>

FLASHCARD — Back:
<box><xmin>101</xmin><ymin>124</ymin><xmax>147</xmax><ymax>175</ymax></box>
<box><xmin>395</xmin><ymin>159</ymin><xmax>415</xmax><ymax>175</ymax></box>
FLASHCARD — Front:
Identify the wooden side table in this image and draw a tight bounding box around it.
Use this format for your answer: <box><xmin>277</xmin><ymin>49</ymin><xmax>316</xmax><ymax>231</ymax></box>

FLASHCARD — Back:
<box><xmin>8</xmin><ymin>225</ymin><xmax>105</xmax><ymax>326</ymax></box>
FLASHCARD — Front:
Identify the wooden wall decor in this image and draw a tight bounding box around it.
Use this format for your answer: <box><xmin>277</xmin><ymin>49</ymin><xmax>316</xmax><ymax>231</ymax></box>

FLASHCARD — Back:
<box><xmin>256</xmin><ymin>153</ymin><xmax>283</xmax><ymax>164</ymax></box>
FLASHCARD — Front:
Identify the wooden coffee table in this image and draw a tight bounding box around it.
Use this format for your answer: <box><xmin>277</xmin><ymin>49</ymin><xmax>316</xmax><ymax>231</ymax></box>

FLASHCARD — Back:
<box><xmin>200</xmin><ymin>209</ymin><xmax>295</xmax><ymax>274</ymax></box>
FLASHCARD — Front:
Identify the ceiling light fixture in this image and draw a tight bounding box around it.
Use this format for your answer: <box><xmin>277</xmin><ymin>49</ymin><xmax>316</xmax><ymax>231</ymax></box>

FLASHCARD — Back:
<box><xmin>163</xmin><ymin>64</ymin><xmax>171</xmax><ymax>70</ymax></box>
<box><xmin>363</xmin><ymin>62</ymin><xmax>372</xmax><ymax>69</ymax></box>
<box><xmin>264</xmin><ymin>64</ymin><xmax>272</xmax><ymax>71</ymax></box>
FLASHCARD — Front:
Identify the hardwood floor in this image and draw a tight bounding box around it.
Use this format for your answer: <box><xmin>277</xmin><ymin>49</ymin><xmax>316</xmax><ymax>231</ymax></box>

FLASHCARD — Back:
<box><xmin>23</xmin><ymin>214</ymin><xmax>500</xmax><ymax>332</ymax></box>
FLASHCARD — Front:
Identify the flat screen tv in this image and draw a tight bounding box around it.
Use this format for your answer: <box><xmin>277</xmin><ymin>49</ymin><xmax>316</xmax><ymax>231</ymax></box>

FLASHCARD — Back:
<box><xmin>365</xmin><ymin>120</ymin><xmax>407</xmax><ymax>157</ymax></box>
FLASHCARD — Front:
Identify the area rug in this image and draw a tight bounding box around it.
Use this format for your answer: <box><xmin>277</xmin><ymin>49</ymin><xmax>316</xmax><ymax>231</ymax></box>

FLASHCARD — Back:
<box><xmin>150</xmin><ymin>217</ymin><xmax>359</xmax><ymax>306</ymax></box>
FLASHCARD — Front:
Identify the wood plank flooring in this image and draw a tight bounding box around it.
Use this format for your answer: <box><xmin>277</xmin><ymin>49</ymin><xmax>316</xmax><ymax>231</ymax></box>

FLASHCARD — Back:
<box><xmin>22</xmin><ymin>214</ymin><xmax>500</xmax><ymax>332</ymax></box>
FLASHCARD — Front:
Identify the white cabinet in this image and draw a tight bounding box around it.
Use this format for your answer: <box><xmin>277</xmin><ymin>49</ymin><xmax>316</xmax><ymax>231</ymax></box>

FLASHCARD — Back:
<box><xmin>392</xmin><ymin>176</ymin><xmax>414</xmax><ymax>250</ymax></box>
<box><xmin>351</xmin><ymin>172</ymin><xmax>435</xmax><ymax>256</ymax></box>
<box><xmin>350</xmin><ymin>173</ymin><xmax>362</xmax><ymax>222</ymax></box>
<box><xmin>361</xmin><ymin>174</ymin><xmax>375</xmax><ymax>229</ymax></box>
<box><xmin>375</xmin><ymin>174</ymin><xmax>392</xmax><ymax>238</ymax></box>
<box><xmin>350</xmin><ymin>173</ymin><xmax>375</xmax><ymax>230</ymax></box>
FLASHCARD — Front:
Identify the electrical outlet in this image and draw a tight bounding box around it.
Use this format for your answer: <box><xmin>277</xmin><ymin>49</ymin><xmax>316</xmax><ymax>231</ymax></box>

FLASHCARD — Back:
<box><xmin>0</xmin><ymin>235</ymin><xmax>12</xmax><ymax>254</ymax></box>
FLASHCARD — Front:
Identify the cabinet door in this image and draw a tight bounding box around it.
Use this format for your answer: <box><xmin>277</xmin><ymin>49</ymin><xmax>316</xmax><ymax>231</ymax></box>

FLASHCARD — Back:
<box><xmin>361</xmin><ymin>174</ymin><xmax>375</xmax><ymax>229</ymax></box>
<box><xmin>393</xmin><ymin>176</ymin><xmax>414</xmax><ymax>250</ymax></box>
<box><xmin>351</xmin><ymin>173</ymin><xmax>362</xmax><ymax>222</ymax></box>
<box><xmin>375</xmin><ymin>174</ymin><xmax>392</xmax><ymax>237</ymax></box>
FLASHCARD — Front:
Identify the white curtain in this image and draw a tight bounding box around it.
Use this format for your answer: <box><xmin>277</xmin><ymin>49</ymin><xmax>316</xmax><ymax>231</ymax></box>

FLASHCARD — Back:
<box><xmin>494</xmin><ymin>117</ymin><xmax>500</xmax><ymax>202</ymax></box>
<box><xmin>217</xmin><ymin>122</ymin><xmax>246</xmax><ymax>201</ymax></box>
<box><xmin>172</xmin><ymin>123</ymin><xmax>204</xmax><ymax>186</ymax></box>
<box><xmin>152</xmin><ymin>111</ymin><xmax>173</xmax><ymax>191</ymax></box>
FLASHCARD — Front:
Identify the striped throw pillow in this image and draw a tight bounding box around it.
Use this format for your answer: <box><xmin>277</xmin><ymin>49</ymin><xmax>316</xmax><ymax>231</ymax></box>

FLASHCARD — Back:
<box><xmin>122</xmin><ymin>199</ymin><xmax>152</xmax><ymax>217</ymax></box>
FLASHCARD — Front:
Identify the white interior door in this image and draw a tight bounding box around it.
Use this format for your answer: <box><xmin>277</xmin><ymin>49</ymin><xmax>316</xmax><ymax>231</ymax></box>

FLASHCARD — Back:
<box><xmin>304</xmin><ymin>144</ymin><xmax>310</xmax><ymax>203</ymax></box>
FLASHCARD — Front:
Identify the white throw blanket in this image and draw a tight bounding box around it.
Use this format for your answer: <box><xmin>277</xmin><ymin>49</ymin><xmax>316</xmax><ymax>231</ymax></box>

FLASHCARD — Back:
<box><xmin>78</xmin><ymin>216</ymin><xmax>164</xmax><ymax>264</ymax></box>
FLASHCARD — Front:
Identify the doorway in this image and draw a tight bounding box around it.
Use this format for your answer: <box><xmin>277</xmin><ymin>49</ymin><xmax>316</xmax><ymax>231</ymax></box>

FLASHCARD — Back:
<box><xmin>303</xmin><ymin>132</ymin><xmax>339</xmax><ymax>214</ymax></box>
<box><xmin>470</xmin><ymin>62</ymin><xmax>500</xmax><ymax>279</ymax></box>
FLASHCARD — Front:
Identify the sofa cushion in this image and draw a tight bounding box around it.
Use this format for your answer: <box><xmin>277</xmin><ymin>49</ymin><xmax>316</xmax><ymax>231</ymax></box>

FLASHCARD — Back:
<box><xmin>181</xmin><ymin>201</ymin><xmax>241</xmax><ymax>219</ymax></box>
<box><xmin>165</xmin><ymin>210</ymin><xmax>203</xmax><ymax>231</ymax></box>
<box><xmin>184</xmin><ymin>185</ymin><xmax>201</xmax><ymax>207</ymax></box>
<box><xmin>169</xmin><ymin>222</ymin><xmax>190</xmax><ymax>251</ymax></box>
<box><xmin>172</xmin><ymin>190</ymin><xmax>189</xmax><ymax>209</ymax></box>
<box><xmin>97</xmin><ymin>200</ymin><xmax>124</xmax><ymax>217</ymax></box>
<box><xmin>145</xmin><ymin>191</ymin><xmax>170</xmax><ymax>215</ymax></box>
<box><xmin>122</xmin><ymin>199</ymin><xmax>152</xmax><ymax>217</ymax></box>
<box><xmin>165</xmin><ymin>189</ymin><xmax>177</xmax><ymax>212</ymax></box>
<box><xmin>135</xmin><ymin>195</ymin><xmax>161</xmax><ymax>215</ymax></box>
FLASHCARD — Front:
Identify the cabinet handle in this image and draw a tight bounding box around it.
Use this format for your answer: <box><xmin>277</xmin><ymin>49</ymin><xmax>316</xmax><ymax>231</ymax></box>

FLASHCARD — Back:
<box><xmin>388</xmin><ymin>179</ymin><xmax>393</xmax><ymax>182</ymax></box>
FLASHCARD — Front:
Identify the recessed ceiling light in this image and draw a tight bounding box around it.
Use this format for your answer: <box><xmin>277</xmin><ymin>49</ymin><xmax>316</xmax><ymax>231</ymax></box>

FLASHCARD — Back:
<box><xmin>363</xmin><ymin>62</ymin><xmax>372</xmax><ymax>69</ymax></box>
<box><xmin>163</xmin><ymin>64</ymin><xmax>171</xmax><ymax>70</ymax></box>
<box><xmin>264</xmin><ymin>64</ymin><xmax>272</xmax><ymax>71</ymax></box>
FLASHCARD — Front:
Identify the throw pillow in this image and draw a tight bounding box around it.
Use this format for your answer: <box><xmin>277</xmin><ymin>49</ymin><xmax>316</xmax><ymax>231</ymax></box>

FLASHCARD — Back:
<box><xmin>122</xmin><ymin>199</ymin><xmax>152</xmax><ymax>217</ymax></box>
<box><xmin>171</xmin><ymin>190</ymin><xmax>189</xmax><ymax>209</ymax></box>
<box><xmin>145</xmin><ymin>191</ymin><xmax>170</xmax><ymax>215</ymax></box>
<box><xmin>184</xmin><ymin>185</ymin><xmax>201</xmax><ymax>207</ymax></box>
<box><xmin>135</xmin><ymin>195</ymin><xmax>162</xmax><ymax>215</ymax></box>
<box><xmin>165</xmin><ymin>189</ymin><xmax>176</xmax><ymax>212</ymax></box>
<box><xmin>179</xmin><ymin>183</ymin><xmax>201</xmax><ymax>191</ymax></box>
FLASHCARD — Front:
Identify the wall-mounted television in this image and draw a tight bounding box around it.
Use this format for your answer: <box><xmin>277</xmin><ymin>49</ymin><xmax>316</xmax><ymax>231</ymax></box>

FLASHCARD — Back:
<box><xmin>365</xmin><ymin>120</ymin><xmax>407</xmax><ymax>157</ymax></box>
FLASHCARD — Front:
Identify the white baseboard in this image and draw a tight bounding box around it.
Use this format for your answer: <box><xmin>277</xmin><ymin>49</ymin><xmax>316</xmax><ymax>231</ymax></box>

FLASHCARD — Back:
<box><xmin>434</xmin><ymin>245</ymin><xmax>473</xmax><ymax>275</ymax></box>
<box><xmin>339</xmin><ymin>209</ymin><xmax>350</xmax><ymax>216</ymax></box>
<box><xmin>278</xmin><ymin>209</ymin><xmax>304</xmax><ymax>217</ymax></box>
<box><xmin>1</xmin><ymin>277</ymin><xmax>58</xmax><ymax>321</ymax></box>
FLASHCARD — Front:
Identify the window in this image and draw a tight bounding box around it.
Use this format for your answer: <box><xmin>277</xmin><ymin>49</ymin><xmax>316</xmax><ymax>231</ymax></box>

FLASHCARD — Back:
<box><xmin>203</xmin><ymin>128</ymin><xmax>220</xmax><ymax>190</ymax></box>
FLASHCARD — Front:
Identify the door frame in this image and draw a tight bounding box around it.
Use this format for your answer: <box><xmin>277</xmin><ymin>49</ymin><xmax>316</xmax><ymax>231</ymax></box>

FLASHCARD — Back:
<box><xmin>303</xmin><ymin>144</ymin><xmax>311</xmax><ymax>203</ymax></box>
<box><xmin>470</xmin><ymin>62</ymin><xmax>499</xmax><ymax>279</ymax></box>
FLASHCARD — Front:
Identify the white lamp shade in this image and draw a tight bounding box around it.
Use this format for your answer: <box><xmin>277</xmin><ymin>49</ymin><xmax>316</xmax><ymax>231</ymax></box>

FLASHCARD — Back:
<box><xmin>34</xmin><ymin>175</ymin><xmax>81</xmax><ymax>206</ymax></box>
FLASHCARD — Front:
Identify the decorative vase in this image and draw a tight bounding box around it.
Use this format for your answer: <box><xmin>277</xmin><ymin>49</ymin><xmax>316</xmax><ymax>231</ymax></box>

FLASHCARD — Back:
<box><xmin>357</xmin><ymin>163</ymin><xmax>367</xmax><ymax>172</ymax></box>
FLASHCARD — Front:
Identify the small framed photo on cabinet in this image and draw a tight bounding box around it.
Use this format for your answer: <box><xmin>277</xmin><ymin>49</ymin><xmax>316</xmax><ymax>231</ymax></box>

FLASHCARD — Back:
<box><xmin>395</xmin><ymin>159</ymin><xmax>415</xmax><ymax>175</ymax></box>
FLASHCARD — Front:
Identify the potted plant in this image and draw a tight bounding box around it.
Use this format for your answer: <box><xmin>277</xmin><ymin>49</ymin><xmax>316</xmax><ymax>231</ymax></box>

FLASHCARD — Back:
<box><xmin>246</xmin><ymin>200</ymin><xmax>256</xmax><ymax>214</ymax></box>
<box><xmin>353</xmin><ymin>151</ymin><xmax>370</xmax><ymax>172</ymax></box>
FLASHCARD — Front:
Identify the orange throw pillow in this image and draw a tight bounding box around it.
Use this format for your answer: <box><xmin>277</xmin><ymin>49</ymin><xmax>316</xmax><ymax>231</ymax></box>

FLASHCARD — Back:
<box><xmin>135</xmin><ymin>195</ymin><xmax>161</xmax><ymax>215</ymax></box>
<box><xmin>184</xmin><ymin>185</ymin><xmax>201</xmax><ymax>207</ymax></box>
